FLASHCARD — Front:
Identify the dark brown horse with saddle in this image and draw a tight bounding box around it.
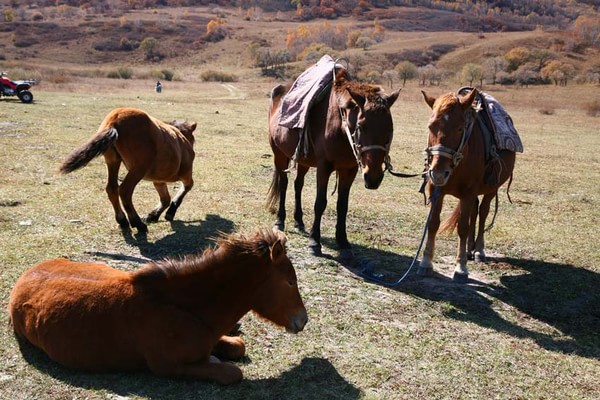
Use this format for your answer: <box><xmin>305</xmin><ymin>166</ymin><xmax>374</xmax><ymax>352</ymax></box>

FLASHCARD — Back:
<box><xmin>267</xmin><ymin>68</ymin><xmax>400</xmax><ymax>259</ymax></box>
<box><xmin>417</xmin><ymin>88</ymin><xmax>517</xmax><ymax>282</ymax></box>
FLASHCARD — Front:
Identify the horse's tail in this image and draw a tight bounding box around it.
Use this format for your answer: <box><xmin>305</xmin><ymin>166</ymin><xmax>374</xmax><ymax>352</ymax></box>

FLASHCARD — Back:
<box><xmin>266</xmin><ymin>169</ymin><xmax>280</xmax><ymax>214</ymax></box>
<box><xmin>58</xmin><ymin>127</ymin><xmax>118</xmax><ymax>174</ymax></box>
<box><xmin>439</xmin><ymin>203</ymin><xmax>460</xmax><ymax>234</ymax></box>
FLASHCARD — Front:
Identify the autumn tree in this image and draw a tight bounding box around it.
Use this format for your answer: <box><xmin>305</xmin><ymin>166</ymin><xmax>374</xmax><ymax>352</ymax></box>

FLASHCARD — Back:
<box><xmin>541</xmin><ymin>60</ymin><xmax>576</xmax><ymax>86</ymax></box>
<box><xmin>461</xmin><ymin>63</ymin><xmax>484</xmax><ymax>87</ymax></box>
<box><xmin>382</xmin><ymin>70</ymin><xmax>396</xmax><ymax>89</ymax></box>
<box><xmin>395</xmin><ymin>61</ymin><xmax>417</xmax><ymax>87</ymax></box>
<box><xmin>481</xmin><ymin>56</ymin><xmax>508</xmax><ymax>85</ymax></box>
<box><xmin>140</xmin><ymin>37</ymin><xmax>161</xmax><ymax>61</ymax></box>
<box><xmin>504</xmin><ymin>47</ymin><xmax>530</xmax><ymax>72</ymax></box>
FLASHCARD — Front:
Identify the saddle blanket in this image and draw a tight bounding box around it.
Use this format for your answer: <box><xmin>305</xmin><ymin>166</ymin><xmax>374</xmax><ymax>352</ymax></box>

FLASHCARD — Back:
<box><xmin>459</xmin><ymin>87</ymin><xmax>523</xmax><ymax>153</ymax></box>
<box><xmin>278</xmin><ymin>55</ymin><xmax>341</xmax><ymax>130</ymax></box>
<box><xmin>479</xmin><ymin>91</ymin><xmax>524</xmax><ymax>153</ymax></box>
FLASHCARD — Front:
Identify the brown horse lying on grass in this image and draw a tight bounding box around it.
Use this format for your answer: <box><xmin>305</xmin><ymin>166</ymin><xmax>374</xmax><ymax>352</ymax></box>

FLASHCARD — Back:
<box><xmin>58</xmin><ymin>107</ymin><xmax>197</xmax><ymax>233</ymax></box>
<box><xmin>8</xmin><ymin>230</ymin><xmax>307</xmax><ymax>385</ymax></box>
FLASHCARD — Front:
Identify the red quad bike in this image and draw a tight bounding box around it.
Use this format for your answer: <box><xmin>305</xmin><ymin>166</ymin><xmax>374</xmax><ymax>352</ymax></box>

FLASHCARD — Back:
<box><xmin>0</xmin><ymin>72</ymin><xmax>35</xmax><ymax>103</ymax></box>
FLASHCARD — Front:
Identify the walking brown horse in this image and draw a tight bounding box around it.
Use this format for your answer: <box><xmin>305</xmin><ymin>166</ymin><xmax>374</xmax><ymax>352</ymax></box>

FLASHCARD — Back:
<box><xmin>267</xmin><ymin>69</ymin><xmax>400</xmax><ymax>258</ymax></box>
<box><xmin>417</xmin><ymin>89</ymin><xmax>516</xmax><ymax>282</ymax></box>
<box><xmin>8</xmin><ymin>230</ymin><xmax>307</xmax><ymax>385</ymax></box>
<box><xmin>58</xmin><ymin>107</ymin><xmax>197</xmax><ymax>233</ymax></box>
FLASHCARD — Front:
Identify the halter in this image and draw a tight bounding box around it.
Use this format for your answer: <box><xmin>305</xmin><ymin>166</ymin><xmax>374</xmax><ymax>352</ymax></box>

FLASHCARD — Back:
<box><xmin>424</xmin><ymin>96</ymin><xmax>477</xmax><ymax>170</ymax></box>
<box><xmin>333</xmin><ymin>62</ymin><xmax>391</xmax><ymax>170</ymax></box>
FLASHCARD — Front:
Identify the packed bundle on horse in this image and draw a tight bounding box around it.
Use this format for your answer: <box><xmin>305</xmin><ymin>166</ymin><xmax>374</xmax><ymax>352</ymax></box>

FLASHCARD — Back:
<box><xmin>418</xmin><ymin>88</ymin><xmax>520</xmax><ymax>282</ymax></box>
<box><xmin>8</xmin><ymin>230</ymin><xmax>307</xmax><ymax>385</ymax></box>
<box><xmin>267</xmin><ymin>55</ymin><xmax>401</xmax><ymax>259</ymax></box>
<box><xmin>58</xmin><ymin>107</ymin><xmax>197</xmax><ymax>233</ymax></box>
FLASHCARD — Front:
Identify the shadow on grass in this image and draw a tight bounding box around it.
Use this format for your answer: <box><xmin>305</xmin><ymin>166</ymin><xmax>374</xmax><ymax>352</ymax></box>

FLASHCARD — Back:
<box><xmin>15</xmin><ymin>336</ymin><xmax>361</xmax><ymax>400</ymax></box>
<box><xmin>123</xmin><ymin>213</ymin><xmax>236</xmax><ymax>260</ymax></box>
<box><xmin>320</xmin><ymin>238</ymin><xmax>600</xmax><ymax>361</ymax></box>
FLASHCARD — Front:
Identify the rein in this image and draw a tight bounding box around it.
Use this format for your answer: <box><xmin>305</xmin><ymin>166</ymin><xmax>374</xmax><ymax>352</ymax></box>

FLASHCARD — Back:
<box><xmin>360</xmin><ymin>186</ymin><xmax>441</xmax><ymax>287</ymax></box>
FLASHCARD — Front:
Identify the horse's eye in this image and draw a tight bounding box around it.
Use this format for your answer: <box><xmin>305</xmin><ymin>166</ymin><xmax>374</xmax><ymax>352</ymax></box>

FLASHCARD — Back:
<box><xmin>287</xmin><ymin>279</ymin><xmax>296</xmax><ymax>287</ymax></box>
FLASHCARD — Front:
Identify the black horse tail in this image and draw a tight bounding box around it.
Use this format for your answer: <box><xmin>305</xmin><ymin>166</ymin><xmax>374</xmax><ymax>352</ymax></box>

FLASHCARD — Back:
<box><xmin>266</xmin><ymin>169</ymin><xmax>281</xmax><ymax>214</ymax></box>
<box><xmin>58</xmin><ymin>127</ymin><xmax>118</xmax><ymax>174</ymax></box>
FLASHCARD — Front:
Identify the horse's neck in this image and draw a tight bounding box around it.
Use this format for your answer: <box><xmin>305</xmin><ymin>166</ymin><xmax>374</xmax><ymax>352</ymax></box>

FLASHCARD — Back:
<box><xmin>158</xmin><ymin>253</ymin><xmax>267</xmax><ymax>332</ymax></box>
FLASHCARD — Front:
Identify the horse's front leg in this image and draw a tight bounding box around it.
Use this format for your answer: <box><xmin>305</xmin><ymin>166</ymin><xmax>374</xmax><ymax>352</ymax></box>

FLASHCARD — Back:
<box><xmin>165</xmin><ymin>175</ymin><xmax>194</xmax><ymax>221</ymax></box>
<box><xmin>293</xmin><ymin>165</ymin><xmax>309</xmax><ymax>233</ymax></box>
<box><xmin>308</xmin><ymin>164</ymin><xmax>334</xmax><ymax>256</ymax></box>
<box><xmin>453</xmin><ymin>196</ymin><xmax>476</xmax><ymax>282</ymax></box>
<box><xmin>211</xmin><ymin>335</ymin><xmax>246</xmax><ymax>361</ymax></box>
<box><xmin>146</xmin><ymin>182</ymin><xmax>171</xmax><ymax>223</ymax></box>
<box><xmin>335</xmin><ymin>167</ymin><xmax>358</xmax><ymax>260</ymax></box>
<box><xmin>417</xmin><ymin>192</ymin><xmax>445</xmax><ymax>277</ymax></box>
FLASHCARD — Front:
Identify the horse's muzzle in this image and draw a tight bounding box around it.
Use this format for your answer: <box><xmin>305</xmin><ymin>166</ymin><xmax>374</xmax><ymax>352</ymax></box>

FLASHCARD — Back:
<box><xmin>286</xmin><ymin>309</ymin><xmax>308</xmax><ymax>334</ymax></box>
<box><xmin>362</xmin><ymin>166</ymin><xmax>384</xmax><ymax>190</ymax></box>
<box><xmin>427</xmin><ymin>168</ymin><xmax>451</xmax><ymax>186</ymax></box>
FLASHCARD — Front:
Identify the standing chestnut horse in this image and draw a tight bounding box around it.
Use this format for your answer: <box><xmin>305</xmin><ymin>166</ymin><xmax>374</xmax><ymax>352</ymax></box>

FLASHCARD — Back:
<box><xmin>9</xmin><ymin>230</ymin><xmax>307</xmax><ymax>385</ymax></box>
<box><xmin>417</xmin><ymin>89</ymin><xmax>516</xmax><ymax>282</ymax></box>
<box><xmin>59</xmin><ymin>107</ymin><xmax>197</xmax><ymax>233</ymax></box>
<box><xmin>267</xmin><ymin>69</ymin><xmax>400</xmax><ymax>258</ymax></box>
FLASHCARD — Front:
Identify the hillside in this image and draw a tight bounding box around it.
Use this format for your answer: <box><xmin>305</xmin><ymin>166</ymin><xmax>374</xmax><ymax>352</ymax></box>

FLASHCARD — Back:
<box><xmin>0</xmin><ymin>3</ymin><xmax>598</xmax><ymax>86</ymax></box>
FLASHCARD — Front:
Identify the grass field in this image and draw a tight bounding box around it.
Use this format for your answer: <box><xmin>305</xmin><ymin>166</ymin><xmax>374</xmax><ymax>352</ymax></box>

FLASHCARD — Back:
<box><xmin>1</xmin><ymin>77</ymin><xmax>599</xmax><ymax>399</ymax></box>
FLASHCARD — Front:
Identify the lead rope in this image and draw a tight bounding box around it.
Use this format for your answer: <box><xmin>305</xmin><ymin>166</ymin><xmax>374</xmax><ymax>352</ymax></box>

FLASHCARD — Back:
<box><xmin>360</xmin><ymin>186</ymin><xmax>440</xmax><ymax>287</ymax></box>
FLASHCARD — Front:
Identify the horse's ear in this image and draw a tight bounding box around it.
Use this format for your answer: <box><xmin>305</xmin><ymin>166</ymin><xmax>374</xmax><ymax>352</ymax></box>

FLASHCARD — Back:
<box><xmin>270</xmin><ymin>239</ymin><xmax>285</xmax><ymax>263</ymax></box>
<box><xmin>347</xmin><ymin>89</ymin><xmax>366</xmax><ymax>109</ymax></box>
<box><xmin>189</xmin><ymin>122</ymin><xmax>198</xmax><ymax>133</ymax></box>
<box><xmin>386</xmin><ymin>89</ymin><xmax>401</xmax><ymax>108</ymax></box>
<box><xmin>459</xmin><ymin>88</ymin><xmax>478</xmax><ymax>111</ymax></box>
<box><xmin>421</xmin><ymin>90</ymin><xmax>436</xmax><ymax>109</ymax></box>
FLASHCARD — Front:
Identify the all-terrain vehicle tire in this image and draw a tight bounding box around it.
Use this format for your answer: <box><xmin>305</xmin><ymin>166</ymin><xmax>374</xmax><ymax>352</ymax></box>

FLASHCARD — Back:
<box><xmin>18</xmin><ymin>90</ymin><xmax>33</xmax><ymax>103</ymax></box>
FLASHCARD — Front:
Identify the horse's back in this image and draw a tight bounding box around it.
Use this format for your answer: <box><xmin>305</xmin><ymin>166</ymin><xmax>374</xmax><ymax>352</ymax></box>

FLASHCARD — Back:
<box><xmin>101</xmin><ymin>107</ymin><xmax>194</xmax><ymax>180</ymax></box>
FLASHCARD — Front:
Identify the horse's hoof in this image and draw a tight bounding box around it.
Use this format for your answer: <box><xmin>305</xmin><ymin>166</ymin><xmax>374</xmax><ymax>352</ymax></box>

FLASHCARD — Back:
<box><xmin>294</xmin><ymin>223</ymin><xmax>306</xmax><ymax>233</ymax></box>
<box><xmin>467</xmin><ymin>251</ymin><xmax>474</xmax><ymax>261</ymax></box>
<box><xmin>145</xmin><ymin>214</ymin><xmax>159</xmax><ymax>223</ymax></box>
<box><xmin>452</xmin><ymin>271</ymin><xmax>469</xmax><ymax>283</ymax></box>
<box><xmin>273</xmin><ymin>222</ymin><xmax>284</xmax><ymax>232</ymax></box>
<box><xmin>474</xmin><ymin>252</ymin><xmax>486</xmax><ymax>263</ymax></box>
<box><xmin>164</xmin><ymin>212</ymin><xmax>175</xmax><ymax>221</ymax></box>
<box><xmin>135</xmin><ymin>223</ymin><xmax>148</xmax><ymax>234</ymax></box>
<box><xmin>416</xmin><ymin>267</ymin><xmax>434</xmax><ymax>277</ymax></box>
<box><xmin>308</xmin><ymin>240</ymin><xmax>322</xmax><ymax>256</ymax></box>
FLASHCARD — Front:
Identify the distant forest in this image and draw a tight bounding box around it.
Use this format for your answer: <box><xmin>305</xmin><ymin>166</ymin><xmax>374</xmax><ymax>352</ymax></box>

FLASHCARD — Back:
<box><xmin>3</xmin><ymin>0</ymin><xmax>598</xmax><ymax>30</ymax></box>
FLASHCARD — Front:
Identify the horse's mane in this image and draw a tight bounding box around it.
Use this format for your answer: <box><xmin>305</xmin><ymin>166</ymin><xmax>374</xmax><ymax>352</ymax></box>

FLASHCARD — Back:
<box><xmin>131</xmin><ymin>229</ymin><xmax>286</xmax><ymax>283</ymax></box>
<box><xmin>433</xmin><ymin>93</ymin><xmax>460</xmax><ymax>116</ymax></box>
<box><xmin>334</xmin><ymin>69</ymin><xmax>388</xmax><ymax>112</ymax></box>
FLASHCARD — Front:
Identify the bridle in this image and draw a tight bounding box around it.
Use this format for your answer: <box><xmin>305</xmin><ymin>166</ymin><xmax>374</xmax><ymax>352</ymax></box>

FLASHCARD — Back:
<box><xmin>424</xmin><ymin>97</ymin><xmax>477</xmax><ymax>171</ymax></box>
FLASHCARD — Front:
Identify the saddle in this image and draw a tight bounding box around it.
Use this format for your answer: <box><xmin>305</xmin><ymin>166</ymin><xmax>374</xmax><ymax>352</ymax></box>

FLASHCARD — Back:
<box><xmin>458</xmin><ymin>87</ymin><xmax>523</xmax><ymax>185</ymax></box>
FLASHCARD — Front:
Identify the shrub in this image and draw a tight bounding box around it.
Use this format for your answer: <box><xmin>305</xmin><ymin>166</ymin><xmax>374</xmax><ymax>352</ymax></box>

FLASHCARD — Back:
<box><xmin>584</xmin><ymin>100</ymin><xmax>600</xmax><ymax>117</ymax></box>
<box><xmin>117</xmin><ymin>67</ymin><xmax>133</xmax><ymax>79</ymax></box>
<box><xmin>200</xmin><ymin>70</ymin><xmax>238</xmax><ymax>82</ymax></box>
<box><xmin>161</xmin><ymin>69</ymin><xmax>174</xmax><ymax>81</ymax></box>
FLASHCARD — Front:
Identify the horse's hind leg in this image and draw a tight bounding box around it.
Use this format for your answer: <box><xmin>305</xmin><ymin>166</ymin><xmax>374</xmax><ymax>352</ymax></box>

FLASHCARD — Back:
<box><xmin>119</xmin><ymin>168</ymin><xmax>147</xmax><ymax>233</ymax></box>
<box><xmin>165</xmin><ymin>179</ymin><xmax>193</xmax><ymax>222</ymax></box>
<box><xmin>467</xmin><ymin>197</ymin><xmax>479</xmax><ymax>260</ymax></box>
<box><xmin>104</xmin><ymin>151</ymin><xmax>129</xmax><ymax>230</ymax></box>
<box><xmin>268</xmin><ymin>148</ymin><xmax>290</xmax><ymax>232</ymax></box>
<box><xmin>146</xmin><ymin>182</ymin><xmax>171</xmax><ymax>223</ymax></box>
<box><xmin>293</xmin><ymin>165</ymin><xmax>309</xmax><ymax>233</ymax></box>
<box><xmin>473</xmin><ymin>192</ymin><xmax>495</xmax><ymax>263</ymax></box>
<box><xmin>308</xmin><ymin>163</ymin><xmax>334</xmax><ymax>256</ymax></box>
